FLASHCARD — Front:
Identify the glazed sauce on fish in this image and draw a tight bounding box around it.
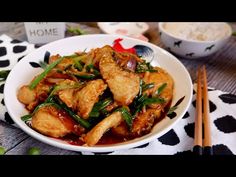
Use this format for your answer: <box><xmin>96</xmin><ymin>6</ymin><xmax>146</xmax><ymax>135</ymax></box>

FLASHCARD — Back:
<box><xmin>55</xmin><ymin>109</ymin><xmax>86</xmax><ymax>136</ymax></box>
<box><xmin>58</xmin><ymin>100</ymin><xmax>173</xmax><ymax>146</ymax></box>
<box><xmin>97</xmin><ymin>131</ymin><xmax>127</xmax><ymax>145</ymax></box>
<box><xmin>61</xmin><ymin>134</ymin><xmax>84</xmax><ymax>146</ymax></box>
<box><xmin>60</xmin><ymin>129</ymin><xmax>127</xmax><ymax>146</ymax></box>
<box><xmin>154</xmin><ymin>99</ymin><xmax>172</xmax><ymax>125</ymax></box>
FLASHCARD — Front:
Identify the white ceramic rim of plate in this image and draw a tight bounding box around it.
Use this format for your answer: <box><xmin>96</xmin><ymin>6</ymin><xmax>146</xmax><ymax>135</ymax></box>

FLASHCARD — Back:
<box><xmin>4</xmin><ymin>34</ymin><xmax>192</xmax><ymax>152</ymax></box>
<box><xmin>159</xmin><ymin>22</ymin><xmax>232</xmax><ymax>43</ymax></box>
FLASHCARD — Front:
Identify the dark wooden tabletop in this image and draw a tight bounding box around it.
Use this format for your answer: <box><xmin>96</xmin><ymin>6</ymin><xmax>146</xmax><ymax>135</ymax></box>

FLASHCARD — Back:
<box><xmin>0</xmin><ymin>22</ymin><xmax>236</xmax><ymax>155</ymax></box>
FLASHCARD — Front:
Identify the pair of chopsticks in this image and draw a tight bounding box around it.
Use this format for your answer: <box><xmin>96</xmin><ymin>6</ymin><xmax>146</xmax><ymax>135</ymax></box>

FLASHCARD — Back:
<box><xmin>193</xmin><ymin>65</ymin><xmax>213</xmax><ymax>155</ymax></box>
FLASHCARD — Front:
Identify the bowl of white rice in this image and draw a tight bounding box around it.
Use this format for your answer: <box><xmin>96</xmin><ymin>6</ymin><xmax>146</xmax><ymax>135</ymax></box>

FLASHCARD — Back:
<box><xmin>158</xmin><ymin>22</ymin><xmax>232</xmax><ymax>59</ymax></box>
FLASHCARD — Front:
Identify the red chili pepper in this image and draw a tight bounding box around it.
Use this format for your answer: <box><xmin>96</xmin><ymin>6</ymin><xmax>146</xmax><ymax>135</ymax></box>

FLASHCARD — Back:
<box><xmin>112</xmin><ymin>38</ymin><xmax>136</xmax><ymax>54</ymax></box>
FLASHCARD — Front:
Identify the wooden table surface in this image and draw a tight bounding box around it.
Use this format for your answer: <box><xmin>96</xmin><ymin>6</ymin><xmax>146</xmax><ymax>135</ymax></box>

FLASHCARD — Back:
<box><xmin>0</xmin><ymin>22</ymin><xmax>236</xmax><ymax>155</ymax></box>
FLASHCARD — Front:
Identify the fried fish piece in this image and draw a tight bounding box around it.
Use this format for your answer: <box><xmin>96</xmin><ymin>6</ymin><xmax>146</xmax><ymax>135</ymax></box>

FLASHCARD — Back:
<box><xmin>17</xmin><ymin>82</ymin><xmax>50</xmax><ymax>111</ymax></box>
<box><xmin>58</xmin><ymin>80</ymin><xmax>79</xmax><ymax>108</ymax></box>
<box><xmin>31</xmin><ymin>106</ymin><xmax>74</xmax><ymax>138</ymax></box>
<box><xmin>92</xmin><ymin>45</ymin><xmax>113</xmax><ymax>67</ymax></box>
<box><xmin>84</xmin><ymin>111</ymin><xmax>122</xmax><ymax>146</ymax></box>
<box><xmin>99</xmin><ymin>46</ymin><xmax>140</xmax><ymax>105</ymax></box>
<box><xmin>112</xmin><ymin>108</ymin><xmax>162</xmax><ymax>138</ymax></box>
<box><xmin>49</xmin><ymin>54</ymin><xmax>74</xmax><ymax>70</ymax></box>
<box><xmin>131</xmin><ymin>108</ymin><xmax>162</xmax><ymax>137</ymax></box>
<box><xmin>17</xmin><ymin>85</ymin><xmax>36</xmax><ymax>105</ymax></box>
<box><xmin>143</xmin><ymin>67</ymin><xmax>174</xmax><ymax>108</ymax></box>
<box><xmin>111</xmin><ymin>120</ymin><xmax>130</xmax><ymax>137</ymax></box>
<box><xmin>58</xmin><ymin>88</ymin><xmax>75</xmax><ymax>108</ymax></box>
<box><xmin>75</xmin><ymin>79</ymin><xmax>107</xmax><ymax>119</ymax></box>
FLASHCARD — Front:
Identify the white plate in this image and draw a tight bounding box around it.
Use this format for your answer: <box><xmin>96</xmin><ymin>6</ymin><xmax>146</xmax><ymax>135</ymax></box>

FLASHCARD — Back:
<box><xmin>4</xmin><ymin>34</ymin><xmax>192</xmax><ymax>152</ymax></box>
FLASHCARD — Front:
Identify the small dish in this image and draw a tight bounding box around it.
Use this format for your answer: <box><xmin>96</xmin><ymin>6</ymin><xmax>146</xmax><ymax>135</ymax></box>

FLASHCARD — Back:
<box><xmin>98</xmin><ymin>22</ymin><xmax>149</xmax><ymax>41</ymax></box>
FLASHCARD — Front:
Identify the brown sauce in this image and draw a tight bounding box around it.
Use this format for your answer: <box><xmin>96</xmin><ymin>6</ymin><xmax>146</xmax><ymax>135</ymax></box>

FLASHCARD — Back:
<box><xmin>97</xmin><ymin>131</ymin><xmax>128</xmax><ymax>145</ymax></box>
<box><xmin>58</xmin><ymin>99</ymin><xmax>173</xmax><ymax>146</ymax></box>
<box><xmin>60</xmin><ymin>131</ymin><xmax>128</xmax><ymax>146</ymax></box>
<box><xmin>60</xmin><ymin>134</ymin><xmax>84</xmax><ymax>146</ymax></box>
<box><xmin>153</xmin><ymin>99</ymin><xmax>172</xmax><ymax>125</ymax></box>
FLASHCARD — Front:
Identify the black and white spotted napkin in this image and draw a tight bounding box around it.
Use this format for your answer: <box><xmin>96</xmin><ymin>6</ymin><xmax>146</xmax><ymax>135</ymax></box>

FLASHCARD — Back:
<box><xmin>0</xmin><ymin>34</ymin><xmax>36</xmax><ymax>125</ymax></box>
<box><xmin>83</xmin><ymin>87</ymin><xmax>236</xmax><ymax>155</ymax></box>
<box><xmin>1</xmin><ymin>34</ymin><xmax>236</xmax><ymax>155</ymax></box>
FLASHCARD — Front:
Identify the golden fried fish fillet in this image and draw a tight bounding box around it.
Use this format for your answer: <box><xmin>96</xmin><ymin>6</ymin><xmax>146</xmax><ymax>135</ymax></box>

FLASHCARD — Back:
<box><xmin>143</xmin><ymin>67</ymin><xmax>174</xmax><ymax>107</ymax></box>
<box><xmin>49</xmin><ymin>54</ymin><xmax>74</xmax><ymax>70</ymax></box>
<box><xmin>98</xmin><ymin>46</ymin><xmax>140</xmax><ymax>105</ymax></box>
<box><xmin>75</xmin><ymin>79</ymin><xmax>107</xmax><ymax>119</ymax></box>
<box><xmin>84</xmin><ymin>111</ymin><xmax>123</xmax><ymax>146</ymax></box>
<box><xmin>18</xmin><ymin>82</ymin><xmax>50</xmax><ymax>111</ymax></box>
<box><xmin>111</xmin><ymin>120</ymin><xmax>130</xmax><ymax>137</ymax></box>
<box><xmin>112</xmin><ymin>108</ymin><xmax>162</xmax><ymax>138</ymax></box>
<box><xmin>58</xmin><ymin>88</ymin><xmax>75</xmax><ymax>108</ymax></box>
<box><xmin>31</xmin><ymin>106</ymin><xmax>73</xmax><ymax>138</ymax></box>
<box><xmin>58</xmin><ymin>80</ymin><xmax>79</xmax><ymax>108</ymax></box>
<box><xmin>131</xmin><ymin>108</ymin><xmax>162</xmax><ymax>137</ymax></box>
<box><xmin>17</xmin><ymin>85</ymin><xmax>36</xmax><ymax>105</ymax></box>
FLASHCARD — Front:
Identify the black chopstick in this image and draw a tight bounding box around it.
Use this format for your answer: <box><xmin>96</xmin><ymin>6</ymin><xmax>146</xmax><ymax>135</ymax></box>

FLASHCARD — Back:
<box><xmin>193</xmin><ymin>145</ymin><xmax>203</xmax><ymax>155</ymax></box>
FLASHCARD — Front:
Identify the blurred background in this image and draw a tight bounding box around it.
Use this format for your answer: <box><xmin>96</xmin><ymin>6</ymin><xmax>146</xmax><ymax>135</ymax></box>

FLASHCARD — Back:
<box><xmin>0</xmin><ymin>22</ymin><xmax>235</xmax><ymax>47</ymax></box>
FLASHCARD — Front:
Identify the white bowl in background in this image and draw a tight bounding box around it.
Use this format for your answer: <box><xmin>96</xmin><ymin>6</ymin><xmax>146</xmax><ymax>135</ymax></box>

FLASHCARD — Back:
<box><xmin>98</xmin><ymin>22</ymin><xmax>149</xmax><ymax>41</ymax></box>
<box><xmin>4</xmin><ymin>34</ymin><xmax>192</xmax><ymax>152</ymax></box>
<box><xmin>158</xmin><ymin>22</ymin><xmax>232</xmax><ymax>59</ymax></box>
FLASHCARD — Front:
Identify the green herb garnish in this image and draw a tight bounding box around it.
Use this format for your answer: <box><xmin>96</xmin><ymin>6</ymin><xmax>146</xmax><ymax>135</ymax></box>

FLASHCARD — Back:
<box><xmin>45</xmin><ymin>83</ymin><xmax>84</xmax><ymax>103</ymax></box>
<box><xmin>29</xmin><ymin>53</ymin><xmax>80</xmax><ymax>90</ymax></box>
<box><xmin>116</xmin><ymin>107</ymin><xmax>133</xmax><ymax>127</ymax></box>
<box><xmin>136</xmin><ymin>61</ymin><xmax>157</xmax><ymax>73</ymax></box>
<box><xmin>74</xmin><ymin>73</ymin><xmax>96</xmax><ymax>79</ymax></box>
<box><xmin>29</xmin><ymin>57</ymin><xmax>65</xmax><ymax>90</ymax></box>
<box><xmin>86</xmin><ymin>64</ymin><xmax>100</xmax><ymax>76</ymax></box>
<box><xmin>138</xmin><ymin>79</ymin><xmax>144</xmax><ymax>96</ymax></box>
<box><xmin>155</xmin><ymin>83</ymin><xmax>167</xmax><ymax>95</ymax></box>
<box><xmin>89</xmin><ymin>98</ymin><xmax>113</xmax><ymax>118</ymax></box>
<box><xmin>132</xmin><ymin>94</ymin><xmax>165</xmax><ymax>116</ymax></box>
<box><xmin>53</xmin><ymin>96</ymin><xmax>91</xmax><ymax>129</ymax></box>
<box><xmin>74</xmin><ymin>60</ymin><xmax>83</xmax><ymax>71</ymax></box>
<box><xmin>142</xmin><ymin>83</ymin><xmax>155</xmax><ymax>92</ymax></box>
<box><xmin>39</xmin><ymin>61</ymin><xmax>48</xmax><ymax>69</ymax></box>
<box><xmin>21</xmin><ymin>102</ymin><xmax>60</xmax><ymax>121</ymax></box>
<box><xmin>167</xmin><ymin>106</ymin><xmax>178</xmax><ymax>115</ymax></box>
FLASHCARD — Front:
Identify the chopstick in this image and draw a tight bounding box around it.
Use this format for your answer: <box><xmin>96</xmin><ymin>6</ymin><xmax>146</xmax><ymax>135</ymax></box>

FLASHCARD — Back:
<box><xmin>193</xmin><ymin>66</ymin><xmax>203</xmax><ymax>155</ymax></box>
<box><xmin>202</xmin><ymin>65</ymin><xmax>213</xmax><ymax>155</ymax></box>
<box><xmin>193</xmin><ymin>65</ymin><xmax>213</xmax><ymax>155</ymax></box>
